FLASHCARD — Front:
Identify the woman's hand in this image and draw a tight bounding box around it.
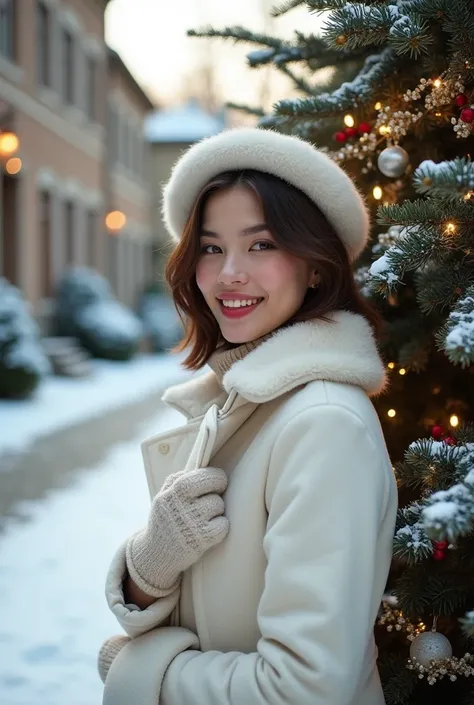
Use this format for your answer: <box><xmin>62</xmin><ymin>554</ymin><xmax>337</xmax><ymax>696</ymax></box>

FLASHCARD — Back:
<box><xmin>125</xmin><ymin>466</ymin><xmax>229</xmax><ymax>598</ymax></box>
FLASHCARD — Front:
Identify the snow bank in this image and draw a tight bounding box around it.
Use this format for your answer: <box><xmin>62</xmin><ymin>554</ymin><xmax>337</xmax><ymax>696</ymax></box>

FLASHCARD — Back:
<box><xmin>0</xmin><ymin>354</ymin><xmax>192</xmax><ymax>455</ymax></box>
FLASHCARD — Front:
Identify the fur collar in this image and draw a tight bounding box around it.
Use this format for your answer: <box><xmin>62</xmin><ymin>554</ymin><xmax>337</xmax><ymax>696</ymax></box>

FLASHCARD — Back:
<box><xmin>163</xmin><ymin>311</ymin><xmax>387</xmax><ymax>417</ymax></box>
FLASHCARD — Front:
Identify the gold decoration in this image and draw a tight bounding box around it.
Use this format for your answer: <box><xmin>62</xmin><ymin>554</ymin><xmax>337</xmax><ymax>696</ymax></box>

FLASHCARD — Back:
<box><xmin>377</xmin><ymin>601</ymin><xmax>426</xmax><ymax>640</ymax></box>
<box><xmin>336</xmin><ymin>34</ymin><xmax>347</xmax><ymax>46</ymax></box>
<box><xmin>407</xmin><ymin>652</ymin><xmax>474</xmax><ymax>685</ymax></box>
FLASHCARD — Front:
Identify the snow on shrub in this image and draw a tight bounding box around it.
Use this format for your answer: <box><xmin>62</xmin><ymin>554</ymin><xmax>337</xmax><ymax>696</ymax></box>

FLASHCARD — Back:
<box><xmin>0</xmin><ymin>277</ymin><xmax>50</xmax><ymax>398</ymax></box>
<box><xmin>76</xmin><ymin>300</ymin><xmax>143</xmax><ymax>361</ymax></box>
<box><xmin>138</xmin><ymin>290</ymin><xmax>182</xmax><ymax>352</ymax></box>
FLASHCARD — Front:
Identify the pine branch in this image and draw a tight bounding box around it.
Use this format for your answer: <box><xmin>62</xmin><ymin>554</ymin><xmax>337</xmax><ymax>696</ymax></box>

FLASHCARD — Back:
<box><xmin>461</xmin><ymin>610</ymin><xmax>474</xmax><ymax>638</ymax></box>
<box><xmin>225</xmin><ymin>102</ymin><xmax>266</xmax><ymax>117</ymax></box>
<box><xmin>320</xmin><ymin>3</ymin><xmax>433</xmax><ymax>58</ymax></box>
<box><xmin>378</xmin><ymin>652</ymin><xmax>418</xmax><ymax>705</ymax></box>
<box><xmin>187</xmin><ymin>26</ymin><xmax>283</xmax><ymax>50</ymax></box>
<box><xmin>413</xmin><ymin>158</ymin><xmax>474</xmax><ymax>201</ymax></box>
<box><xmin>422</xmin><ymin>439</ymin><xmax>474</xmax><ymax>541</ymax></box>
<box><xmin>409</xmin><ymin>0</ymin><xmax>474</xmax><ymax>49</ymax></box>
<box><xmin>273</xmin><ymin>47</ymin><xmax>395</xmax><ymax>118</ymax></box>
<box><xmin>270</xmin><ymin>0</ymin><xmax>307</xmax><ymax>18</ymax></box>
<box><xmin>441</xmin><ymin>287</ymin><xmax>474</xmax><ymax>368</ymax></box>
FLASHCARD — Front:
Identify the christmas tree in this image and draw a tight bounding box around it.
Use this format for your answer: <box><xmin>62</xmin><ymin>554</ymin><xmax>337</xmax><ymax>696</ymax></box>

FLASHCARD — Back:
<box><xmin>189</xmin><ymin>2</ymin><xmax>474</xmax><ymax>702</ymax></box>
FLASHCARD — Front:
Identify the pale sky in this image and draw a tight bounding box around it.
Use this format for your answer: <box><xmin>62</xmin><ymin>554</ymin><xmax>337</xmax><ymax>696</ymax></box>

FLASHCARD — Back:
<box><xmin>105</xmin><ymin>0</ymin><xmax>326</xmax><ymax>110</ymax></box>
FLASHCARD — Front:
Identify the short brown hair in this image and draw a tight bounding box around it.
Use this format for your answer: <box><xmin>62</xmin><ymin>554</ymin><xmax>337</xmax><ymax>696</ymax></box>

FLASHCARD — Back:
<box><xmin>165</xmin><ymin>169</ymin><xmax>381</xmax><ymax>370</ymax></box>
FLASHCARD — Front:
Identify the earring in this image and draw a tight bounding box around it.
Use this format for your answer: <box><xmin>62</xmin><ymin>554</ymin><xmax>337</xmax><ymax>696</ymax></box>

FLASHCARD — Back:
<box><xmin>309</xmin><ymin>283</ymin><xmax>317</xmax><ymax>289</ymax></box>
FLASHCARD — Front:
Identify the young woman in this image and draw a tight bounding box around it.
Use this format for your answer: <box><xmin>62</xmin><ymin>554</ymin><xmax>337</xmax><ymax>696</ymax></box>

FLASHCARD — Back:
<box><xmin>99</xmin><ymin>128</ymin><xmax>397</xmax><ymax>705</ymax></box>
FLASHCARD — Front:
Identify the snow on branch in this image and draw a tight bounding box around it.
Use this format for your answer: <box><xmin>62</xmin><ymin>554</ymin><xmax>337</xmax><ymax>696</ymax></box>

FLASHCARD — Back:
<box><xmin>413</xmin><ymin>158</ymin><xmax>474</xmax><ymax>200</ymax></box>
<box><xmin>443</xmin><ymin>287</ymin><xmax>474</xmax><ymax>368</ymax></box>
<box><xmin>422</xmin><ymin>443</ymin><xmax>474</xmax><ymax>542</ymax></box>
<box><xmin>274</xmin><ymin>47</ymin><xmax>394</xmax><ymax>118</ymax></box>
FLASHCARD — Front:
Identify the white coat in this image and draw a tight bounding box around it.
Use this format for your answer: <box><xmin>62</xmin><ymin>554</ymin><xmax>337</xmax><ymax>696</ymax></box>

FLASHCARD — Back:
<box><xmin>104</xmin><ymin>311</ymin><xmax>398</xmax><ymax>705</ymax></box>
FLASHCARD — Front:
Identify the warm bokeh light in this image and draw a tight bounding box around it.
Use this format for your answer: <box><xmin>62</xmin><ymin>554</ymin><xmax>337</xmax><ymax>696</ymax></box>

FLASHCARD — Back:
<box><xmin>399</xmin><ymin>368</ymin><xmax>406</xmax><ymax>375</ymax></box>
<box><xmin>433</xmin><ymin>78</ymin><xmax>442</xmax><ymax>88</ymax></box>
<box><xmin>105</xmin><ymin>209</ymin><xmax>127</xmax><ymax>232</ymax></box>
<box><xmin>387</xmin><ymin>362</ymin><xmax>396</xmax><ymax>369</ymax></box>
<box><xmin>445</xmin><ymin>222</ymin><xmax>456</xmax><ymax>234</ymax></box>
<box><xmin>373</xmin><ymin>186</ymin><xmax>383</xmax><ymax>200</ymax></box>
<box><xmin>0</xmin><ymin>132</ymin><xmax>19</xmax><ymax>157</ymax></box>
<box><xmin>344</xmin><ymin>114</ymin><xmax>355</xmax><ymax>127</ymax></box>
<box><xmin>374</xmin><ymin>101</ymin><xmax>383</xmax><ymax>110</ymax></box>
<box><xmin>5</xmin><ymin>157</ymin><xmax>22</xmax><ymax>175</ymax></box>
<box><xmin>450</xmin><ymin>414</ymin><xmax>459</xmax><ymax>427</ymax></box>
<box><xmin>387</xmin><ymin>409</ymin><xmax>396</xmax><ymax>418</ymax></box>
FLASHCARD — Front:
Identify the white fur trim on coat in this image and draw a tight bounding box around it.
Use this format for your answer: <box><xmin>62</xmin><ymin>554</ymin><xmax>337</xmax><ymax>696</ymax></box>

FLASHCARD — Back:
<box><xmin>163</xmin><ymin>311</ymin><xmax>387</xmax><ymax>418</ymax></box>
<box><xmin>162</xmin><ymin>127</ymin><xmax>370</xmax><ymax>262</ymax></box>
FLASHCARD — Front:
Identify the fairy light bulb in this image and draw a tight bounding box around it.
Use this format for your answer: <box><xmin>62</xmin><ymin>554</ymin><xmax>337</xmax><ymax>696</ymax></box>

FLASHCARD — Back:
<box><xmin>374</xmin><ymin>101</ymin><xmax>383</xmax><ymax>111</ymax></box>
<box><xmin>373</xmin><ymin>186</ymin><xmax>383</xmax><ymax>200</ymax></box>
<box><xmin>344</xmin><ymin>114</ymin><xmax>355</xmax><ymax>127</ymax></box>
<box><xmin>445</xmin><ymin>222</ymin><xmax>456</xmax><ymax>234</ymax></box>
<box><xmin>450</xmin><ymin>415</ymin><xmax>459</xmax><ymax>427</ymax></box>
<box><xmin>387</xmin><ymin>362</ymin><xmax>395</xmax><ymax>370</ymax></box>
<box><xmin>387</xmin><ymin>409</ymin><xmax>396</xmax><ymax>418</ymax></box>
<box><xmin>399</xmin><ymin>368</ymin><xmax>406</xmax><ymax>375</ymax></box>
<box><xmin>433</xmin><ymin>78</ymin><xmax>442</xmax><ymax>88</ymax></box>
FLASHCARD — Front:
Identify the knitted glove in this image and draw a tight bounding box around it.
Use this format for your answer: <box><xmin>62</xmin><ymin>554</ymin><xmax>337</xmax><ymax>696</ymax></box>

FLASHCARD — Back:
<box><xmin>126</xmin><ymin>466</ymin><xmax>229</xmax><ymax>597</ymax></box>
<box><xmin>98</xmin><ymin>635</ymin><xmax>130</xmax><ymax>683</ymax></box>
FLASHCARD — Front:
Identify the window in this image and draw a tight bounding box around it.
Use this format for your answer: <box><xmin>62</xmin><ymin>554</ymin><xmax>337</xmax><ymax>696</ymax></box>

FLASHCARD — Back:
<box><xmin>36</xmin><ymin>1</ymin><xmax>51</xmax><ymax>87</ymax></box>
<box><xmin>62</xmin><ymin>29</ymin><xmax>75</xmax><ymax>105</ymax></box>
<box><xmin>86</xmin><ymin>210</ymin><xmax>97</xmax><ymax>267</ymax></box>
<box><xmin>39</xmin><ymin>190</ymin><xmax>52</xmax><ymax>296</ymax></box>
<box><xmin>0</xmin><ymin>0</ymin><xmax>15</xmax><ymax>60</ymax></box>
<box><xmin>64</xmin><ymin>200</ymin><xmax>75</xmax><ymax>265</ymax></box>
<box><xmin>85</xmin><ymin>56</ymin><xmax>97</xmax><ymax>121</ymax></box>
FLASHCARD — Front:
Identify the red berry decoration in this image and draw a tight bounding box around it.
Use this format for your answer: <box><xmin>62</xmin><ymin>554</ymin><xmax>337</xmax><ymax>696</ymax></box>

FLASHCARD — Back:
<box><xmin>454</xmin><ymin>93</ymin><xmax>468</xmax><ymax>108</ymax></box>
<box><xmin>334</xmin><ymin>131</ymin><xmax>347</xmax><ymax>143</ymax></box>
<box><xmin>444</xmin><ymin>436</ymin><xmax>456</xmax><ymax>446</ymax></box>
<box><xmin>345</xmin><ymin>126</ymin><xmax>358</xmax><ymax>138</ymax></box>
<box><xmin>358</xmin><ymin>122</ymin><xmax>371</xmax><ymax>134</ymax></box>
<box><xmin>433</xmin><ymin>549</ymin><xmax>446</xmax><ymax>561</ymax></box>
<box><xmin>434</xmin><ymin>540</ymin><xmax>448</xmax><ymax>550</ymax></box>
<box><xmin>431</xmin><ymin>425</ymin><xmax>445</xmax><ymax>441</ymax></box>
<box><xmin>460</xmin><ymin>107</ymin><xmax>474</xmax><ymax>124</ymax></box>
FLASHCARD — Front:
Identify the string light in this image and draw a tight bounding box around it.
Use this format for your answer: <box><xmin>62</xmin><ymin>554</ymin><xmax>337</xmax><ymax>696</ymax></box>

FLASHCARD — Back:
<box><xmin>399</xmin><ymin>368</ymin><xmax>406</xmax><ymax>375</ymax></box>
<box><xmin>379</xmin><ymin>125</ymin><xmax>391</xmax><ymax>135</ymax></box>
<box><xmin>5</xmin><ymin>157</ymin><xmax>22</xmax><ymax>175</ymax></box>
<box><xmin>445</xmin><ymin>222</ymin><xmax>456</xmax><ymax>234</ymax></box>
<box><xmin>387</xmin><ymin>362</ymin><xmax>396</xmax><ymax>369</ymax></box>
<box><xmin>105</xmin><ymin>210</ymin><xmax>127</xmax><ymax>233</ymax></box>
<box><xmin>433</xmin><ymin>78</ymin><xmax>442</xmax><ymax>88</ymax></box>
<box><xmin>344</xmin><ymin>114</ymin><xmax>355</xmax><ymax>127</ymax></box>
<box><xmin>387</xmin><ymin>409</ymin><xmax>396</xmax><ymax>418</ymax></box>
<box><xmin>450</xmin><ymin>415</ymin><xmax>459</xmax><ymax>427</ymax></box>
<box><xmin>0</xmin><ymin>131</ymin><xmax>19</xmax><ymax>157</ymax></box>
<box><xmin>373</xmin><ymin>186</ymin><xmax>383</xmax><ymax>200</ymax></box>
<box><xmin>374</xmin><ymin>101</ymin><xmax>383</xmax><ymax>111</ymax></box>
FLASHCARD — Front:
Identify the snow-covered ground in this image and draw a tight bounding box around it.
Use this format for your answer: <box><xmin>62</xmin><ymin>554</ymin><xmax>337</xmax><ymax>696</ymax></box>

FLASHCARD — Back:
<box><xmin>0</xmin><ymin>354</ymin><xmax>191</xmax><ymax>454</ymax></box>
<box><xmin>0</xmin><ymin>405</ymin><xmax>184</xmax><ymax>705</ymax></box>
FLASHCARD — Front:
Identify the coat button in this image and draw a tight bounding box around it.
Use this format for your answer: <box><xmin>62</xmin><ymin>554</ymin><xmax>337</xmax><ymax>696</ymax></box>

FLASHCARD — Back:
<box><xmin>158</xmin><ymin>443</ymin><xmax>170</xmax><ymax>455</ymax></box>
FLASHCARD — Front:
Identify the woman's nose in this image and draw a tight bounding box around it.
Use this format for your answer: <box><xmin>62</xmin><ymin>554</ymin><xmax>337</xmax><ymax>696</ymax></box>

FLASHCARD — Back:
<box><xmin>217</xmin><ymin>255</ymin><xmax>249</xmax><ymax>285</ymax></box>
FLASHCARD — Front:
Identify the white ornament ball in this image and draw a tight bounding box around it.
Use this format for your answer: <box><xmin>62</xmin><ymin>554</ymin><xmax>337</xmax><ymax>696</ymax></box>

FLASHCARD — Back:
<box><xmin>409</xmin><ymin>631</ymin><xmax>453</xmax><ymax>667</ymax></box>
<box><xmin>377</xmin><ymin>145</ymin><xmax>410</xmax><ymax>178</ymax></box>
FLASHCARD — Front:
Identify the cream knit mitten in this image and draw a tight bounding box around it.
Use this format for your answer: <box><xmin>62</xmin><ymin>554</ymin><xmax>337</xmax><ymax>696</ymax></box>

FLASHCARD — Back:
<box><xmin>126</xmin><ymin>466</ymin><xmax>229</xmax><ymax>597</ymax></box>
<box><xmin>98</xmin><ymin>635</ymin><xmax>130</xmax><ymax>683</ymax></box>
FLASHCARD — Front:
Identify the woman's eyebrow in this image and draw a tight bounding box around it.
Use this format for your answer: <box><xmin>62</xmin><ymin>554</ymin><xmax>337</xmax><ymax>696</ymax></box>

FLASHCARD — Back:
<box><xmin>200</xmin><ymin>223</ymin><xmax>268</xmax><ymax>238</ymax></box>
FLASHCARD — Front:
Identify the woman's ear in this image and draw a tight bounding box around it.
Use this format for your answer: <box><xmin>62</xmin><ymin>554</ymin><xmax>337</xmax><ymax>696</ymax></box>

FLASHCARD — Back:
<box><xmin>309</xmin><ymin>271</ymin><xmax>321</xmax><ymax>289</ymax></box>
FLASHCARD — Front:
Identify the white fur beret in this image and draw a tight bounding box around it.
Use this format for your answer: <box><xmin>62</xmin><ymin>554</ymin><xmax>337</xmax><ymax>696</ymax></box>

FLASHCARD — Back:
<box><xmin>162</xmin><ymin>127</ymin><xmax>370</xmax><ymax>262</ymax></box>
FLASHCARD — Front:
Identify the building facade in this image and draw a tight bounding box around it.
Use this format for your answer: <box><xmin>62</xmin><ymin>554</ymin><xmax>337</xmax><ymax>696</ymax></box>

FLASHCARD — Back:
<box><xmin>0</xmin><ymin>0</ymin><xmax>155</xmax><ymax>324</ymax></box>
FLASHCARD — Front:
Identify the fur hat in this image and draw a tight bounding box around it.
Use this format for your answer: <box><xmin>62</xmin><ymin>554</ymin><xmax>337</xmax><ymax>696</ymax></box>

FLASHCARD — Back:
<box><xmin>162</xmin><ymin>127</ymin><xmax>370</xmax><ymax>262</ymax></box>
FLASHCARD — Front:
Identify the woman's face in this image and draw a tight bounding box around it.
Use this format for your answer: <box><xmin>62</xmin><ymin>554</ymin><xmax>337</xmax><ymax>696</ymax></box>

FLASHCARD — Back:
<box><xmin>196</xmin><ymin>186</ymin><xmax>318</xmax><ymax>344</ymax></box>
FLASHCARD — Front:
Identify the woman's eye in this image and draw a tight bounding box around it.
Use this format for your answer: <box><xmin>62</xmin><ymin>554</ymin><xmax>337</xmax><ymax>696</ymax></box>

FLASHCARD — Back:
<box><xmin>201</xmin><ymin>244</ymin><xmax>222</xmax><ymax>254</ymax></box>
<box><xmin>250</xmin><ymin>241</ymin><xmax>275</xmax><ymax>251</ymax></box>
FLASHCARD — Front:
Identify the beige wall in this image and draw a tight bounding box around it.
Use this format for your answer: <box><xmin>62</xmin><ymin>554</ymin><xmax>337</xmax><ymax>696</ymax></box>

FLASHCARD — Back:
<box><xmin>0</xmin><ymin>0</ymin><xmax>156</xmax><ymax>317</ymax></box>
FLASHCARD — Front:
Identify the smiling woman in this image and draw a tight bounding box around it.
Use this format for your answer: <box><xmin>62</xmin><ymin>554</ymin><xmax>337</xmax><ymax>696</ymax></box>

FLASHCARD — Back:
<box><xmin>99</xmin><ymin>128</ymin><xmax>397</xmax><ymax>705</ymax></box>
<box><xmin>166</xmin><ymin>168</ymin><xmax>381</xmax><ymax>367</ymax></box>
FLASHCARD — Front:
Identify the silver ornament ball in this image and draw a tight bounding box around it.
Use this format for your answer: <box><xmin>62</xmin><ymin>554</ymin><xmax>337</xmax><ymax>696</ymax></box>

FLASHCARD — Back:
<box><xmin>377</xmin><ymin>146</ymin><xmax>410</xmax><ymax>178</ymax></box>
<box><xmin>409</xmin><ymin>631</ymin><xmax>453</xmax><ymax>667</ymax></box>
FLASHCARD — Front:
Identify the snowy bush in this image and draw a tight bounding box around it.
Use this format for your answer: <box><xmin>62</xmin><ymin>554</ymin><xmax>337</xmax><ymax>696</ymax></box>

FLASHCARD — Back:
<box><xmin>138</xmin><ymin>290</ymin><xmax>182</xmax><ymax>352</ymax></box>
<box><xmin>0</xmin><ymin>278</ymin><xmax>51</xmax><ymax>398</ymax></box>
<box><xmin>76</xmin><ymin>300</ymin><xmax>143</xmax><ymax>361</ymax></box>
<box><xmin>55</xmin><ymin>267</ymin><xmax>142</xmax><ymax>361</ymax></box>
